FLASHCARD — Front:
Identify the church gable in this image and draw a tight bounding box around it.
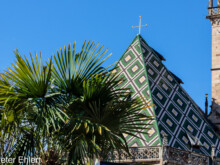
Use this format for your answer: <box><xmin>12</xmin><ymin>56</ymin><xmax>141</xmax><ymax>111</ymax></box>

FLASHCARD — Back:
<box><xmin>115</xmin><ymin>35</ymin><xmax>161</xmax><ymax>147</ymax></box>
<box><xmin>117</xmin><ymin>34</ymin><xmax>220</xmax><ymax>157</ymax></box>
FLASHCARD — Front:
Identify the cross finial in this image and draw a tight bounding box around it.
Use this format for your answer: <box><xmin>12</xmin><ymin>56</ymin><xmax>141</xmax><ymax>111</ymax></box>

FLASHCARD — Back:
<box><xmin>132</xmin><ymin>16</ymin><xmax>148</xmax><ymax>35</ymax></box>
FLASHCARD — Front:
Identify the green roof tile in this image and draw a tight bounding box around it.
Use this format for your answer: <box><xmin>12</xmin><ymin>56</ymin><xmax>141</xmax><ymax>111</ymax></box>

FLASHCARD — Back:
<box><xmin>116</xmin><ymin>34</ymin><xmax>220</xmax><ymax>157</ymax></box>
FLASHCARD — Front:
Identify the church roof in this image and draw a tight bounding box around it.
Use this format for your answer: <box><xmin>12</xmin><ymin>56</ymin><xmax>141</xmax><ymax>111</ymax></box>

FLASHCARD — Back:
<box><xmin>115</xmin><ymin>34</ymin><xmax>220</xmax><ymax>157</ymax></box>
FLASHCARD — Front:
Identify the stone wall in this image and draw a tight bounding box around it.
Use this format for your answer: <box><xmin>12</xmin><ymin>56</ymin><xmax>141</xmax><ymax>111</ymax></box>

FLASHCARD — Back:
<box><xmin>207</xmin><ymin>5</ymin><xmax>220</xmax><ymax>133</ymax></box>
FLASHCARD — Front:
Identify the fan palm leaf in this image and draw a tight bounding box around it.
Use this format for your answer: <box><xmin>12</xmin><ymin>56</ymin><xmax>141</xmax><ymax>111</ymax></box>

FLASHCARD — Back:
<box><xmin>0</xmin><ymin>40</ymin><xmax>152</xmax><ymax>165</ymax></box>
<box><xmin>57</xmin><ymin>72</ymin><xmax>152</xmax><ymax>163</ymax></box>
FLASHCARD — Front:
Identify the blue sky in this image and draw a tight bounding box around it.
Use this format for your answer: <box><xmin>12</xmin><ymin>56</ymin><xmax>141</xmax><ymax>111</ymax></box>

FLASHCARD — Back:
<box><xmin>0</xmin><ymin>0</ymin><xmax>213</xmax><ymax>111</ymax></box>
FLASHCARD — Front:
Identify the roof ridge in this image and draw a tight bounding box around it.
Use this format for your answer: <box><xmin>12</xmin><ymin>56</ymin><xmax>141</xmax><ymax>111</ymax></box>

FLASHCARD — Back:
<box><xmin>137</xmin><ymin>35</ymin><xmax>162</xmax><ymax>146</ymax></box>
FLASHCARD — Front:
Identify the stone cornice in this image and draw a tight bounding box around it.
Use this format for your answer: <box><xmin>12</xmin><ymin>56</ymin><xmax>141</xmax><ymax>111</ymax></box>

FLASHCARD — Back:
<box><xmin>211</xmin><ymin>68</ymin><xmax>220</xmax><ymax>71</ymax></box>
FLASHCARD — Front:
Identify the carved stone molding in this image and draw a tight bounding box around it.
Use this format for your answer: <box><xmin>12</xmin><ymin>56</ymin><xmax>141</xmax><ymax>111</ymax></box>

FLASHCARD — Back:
<box><xmin>207</xmin><ymin>7</ymin><xmax>220</xmax><ymax>25</ymax></box>
<box><xmin>163</xmin><ymin>147</ymin><xmax>209</xmax><ymax>165</ymax></box>
<box><xmin>209</xmin><ymin>7</ymin><xmax>220</xmax><ymax>16</ymax></box>
<box><xmin>107</xmin><ymin>147</ymin><xmax>161</xmax><ymax>162</ymax></box>
<box><xmin>107</xmin><ymin>146</ymin><xmax>210</xmax><ymax>165</ymax></box>
<box><xmin>211</xmin><ymin>19</ymin><xmax>220</xmax><ymax>26</ymax></box>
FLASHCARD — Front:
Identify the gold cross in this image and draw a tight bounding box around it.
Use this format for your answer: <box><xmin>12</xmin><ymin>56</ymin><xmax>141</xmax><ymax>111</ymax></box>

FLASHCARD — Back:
<box><xmin>132</xmin><ymin>16</ymin><xmax>148</xmax><ymax>35</ymax></box>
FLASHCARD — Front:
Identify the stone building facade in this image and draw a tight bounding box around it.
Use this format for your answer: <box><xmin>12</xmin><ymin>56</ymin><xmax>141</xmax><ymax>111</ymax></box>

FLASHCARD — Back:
<box><xmin>208</xmin><ymin>0</ymin><xmax>220</xmax><ymax>133</ymax></box>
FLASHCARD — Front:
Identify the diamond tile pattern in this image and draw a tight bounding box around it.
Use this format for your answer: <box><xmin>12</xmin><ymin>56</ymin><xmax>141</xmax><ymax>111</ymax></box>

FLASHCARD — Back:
<box><xmin>116</xmin><ymin>35</ymin><xmax>220</xmax><ymax>157</ymax></box>
<box><xmin>115</xmin><ymin>36</ymin><xmax>161</xmax><ymax>147</ymax></box>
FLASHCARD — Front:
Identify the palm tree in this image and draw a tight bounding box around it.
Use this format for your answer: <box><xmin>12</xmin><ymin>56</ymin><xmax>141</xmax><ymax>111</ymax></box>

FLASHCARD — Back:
<box><xmin>0</xmin><ymin>41</ymin><xmax>152</xmax><ymax>164</ymax></box>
